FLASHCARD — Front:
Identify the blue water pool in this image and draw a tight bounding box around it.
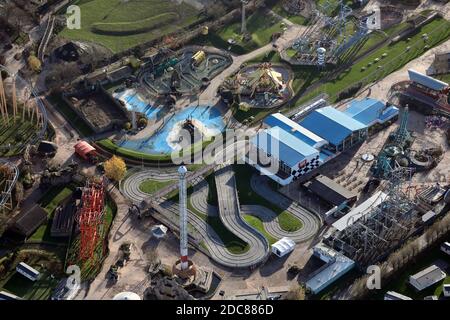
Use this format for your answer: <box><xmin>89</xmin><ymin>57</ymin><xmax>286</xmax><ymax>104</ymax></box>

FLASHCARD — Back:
<box><xmin>114</xmin><ymin>90</ymin><xmax>163</xmax><ymax>121</ymax></box>
<box><xmin>119</xmin><ymin>105</ymin><xmax>225</xmax><ymax>155</ymax></box>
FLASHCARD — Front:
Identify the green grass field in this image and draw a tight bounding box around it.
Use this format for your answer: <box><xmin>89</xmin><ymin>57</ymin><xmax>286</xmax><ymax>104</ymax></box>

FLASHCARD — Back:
<box><xmin>243</xmin><ymin>214</ymin><xmax>278</xmax><ymax>245</ymax></box>
<box><xmin>139</xmin><ymin>179</ymin><xmax>175</xmax><ymax>194</ymax></box>
<box><xmin>234</xmin><ymin>165</ymin><xmax>303</xmax><ymax>232</ymax></box>
<box><xmin>59</xmin><ymin>0</ymin><xmax>201</xmax><ymax>53</ymax></box>
<box><xmin>191</xmin><ymin>8</ymin><xmax>282</xmax><ymax>54</ymax></box>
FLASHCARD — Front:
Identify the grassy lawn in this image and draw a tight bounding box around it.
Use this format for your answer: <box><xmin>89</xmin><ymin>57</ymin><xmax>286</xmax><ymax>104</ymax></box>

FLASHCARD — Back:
<box><xmin>294</xmin><ymin>17</ymin><xmax>450</xmax><ymax>105</ymax></box>
<box><xmin>46</xmin><ymin>94</ymin><xmax>94</xmax><ymax>137</ymax></box>
<box><xmin>233</xmin><ymin>164</ymin><xmax>303</xmax><ymax>232</ymax></box>
<box><xmin>139</xmin><ymin>179</ymin><xmax>175</xmax><ymax>194</ymax></box>
<box><xmin>191</xmin><ymin>8</ymin><xmax>282</xmax><ymax>54</ymax></box>
<box><xmin>59</xmin><ymin>0</ymin><xmax>201</xmax><ymax>53</ymax></box>
<box><xmin>0</xmin><ymin>115</ymin><xmax>40</xmax><ymax>156</ymax></box>
<box><xmin>28</xmin><ymin>187</ymin><xmax>74</xmax><ymax>244</ymax></box>
<box><xmin>96</xmin><ymin>138</ymin><xmax>173</xmax><ymax>161</ymax></box>
<box><xmin>243</xmin><ymin>214</ymin><xmax>278</xmax><ymax>245</ymax></box>
<box><xmin>435</xmin><ymin>73</ymin><xmax>450</xmax><ymax>83</ymax></box>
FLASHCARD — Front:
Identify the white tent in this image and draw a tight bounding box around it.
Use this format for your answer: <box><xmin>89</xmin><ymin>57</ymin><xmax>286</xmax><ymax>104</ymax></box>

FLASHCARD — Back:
<box><xmin>271</xmin><ymin>237</ymin><xmax>295</xmax><ymax>257</ymax></box>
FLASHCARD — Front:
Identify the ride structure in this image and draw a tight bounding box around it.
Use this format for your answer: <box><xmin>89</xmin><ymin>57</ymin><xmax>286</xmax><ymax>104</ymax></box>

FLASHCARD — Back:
<box><xmin>282</xmin><ymin>0</ymin><xmax>370</xmax><ymax>66</ymax></box>
<box><xmin>77</xmin><ymin>179</ymin><xmax>106</xmax><ymax>261</ymax></box>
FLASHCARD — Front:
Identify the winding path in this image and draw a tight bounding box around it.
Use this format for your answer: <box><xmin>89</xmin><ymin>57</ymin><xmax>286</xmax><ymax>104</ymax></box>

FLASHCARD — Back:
<box><xmin>120</xmin><ymin>168</ymin><xmax>269</xmax><ymax>268</ymax></box>
<box><xmin>250</xmin><ymin>174</ymin><xmax>321</xmax><ymax>242</ymax></box>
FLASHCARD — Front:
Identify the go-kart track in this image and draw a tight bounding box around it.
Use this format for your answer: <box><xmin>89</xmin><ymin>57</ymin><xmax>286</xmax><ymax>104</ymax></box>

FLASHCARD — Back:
<box><xmin>120</xmin><ymin>166</ymin><xmax>320</xmax><ymax>268</ymax></box>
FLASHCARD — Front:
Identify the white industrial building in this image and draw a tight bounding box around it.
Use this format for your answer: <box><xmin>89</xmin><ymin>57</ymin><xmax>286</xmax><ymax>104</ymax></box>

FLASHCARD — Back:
<box><xmin>409</xmin><ymin>265</ymin><xmax>446</xmax><ymax>291</ymax></box>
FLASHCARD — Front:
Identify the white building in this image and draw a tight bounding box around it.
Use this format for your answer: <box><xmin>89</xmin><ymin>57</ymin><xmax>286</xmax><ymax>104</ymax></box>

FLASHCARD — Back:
<box><xmin>16</xmin><ymin>262</ymin><xmax>40</xmax><ymax>282</ymax></box>
<box><xmin>409</xmin><ymin>265</ymin><xmax>446</xmax><ymax>291</ymax></box>
<box><xmin>441</xmin><ymin>242</ymin><xmax>450</xmax><ymax>256</ymax></box>
<box><xmin>443</xmin><ymin>284</ymin><xmax>450</xmax><ymax>298</ymax></box>
<box><xmin>271</xmin><ymin>237</ymin><xmax>295</xmax><ymax>257</ymax></box>
<box><xmin>384</xmin><ymin>291</ymin><xmax>413</xmax><ymax>300</ymax></box>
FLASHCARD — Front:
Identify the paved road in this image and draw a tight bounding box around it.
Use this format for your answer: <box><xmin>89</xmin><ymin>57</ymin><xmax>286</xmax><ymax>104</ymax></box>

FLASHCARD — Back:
<box><xmin>250</xmin><ymin>174</ymin><xmax>321</xmax><ymax>242</ymax></box>
<box><xmin>120</xmin><ymin>168</ymin><xmax>269</xmax><ymax>268</ymax></box>
<box><xmin>215</xmin><ymin>166</ymin><xmax>269</xmax><ymax>265</ymax></box>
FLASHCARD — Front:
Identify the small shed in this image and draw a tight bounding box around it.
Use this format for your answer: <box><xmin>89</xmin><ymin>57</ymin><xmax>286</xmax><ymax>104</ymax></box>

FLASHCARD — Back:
<box><xmin>8</xmin><ymin>205</ymin><xmax>47</xmax><ymax>238</ymax></box>
<box><xmin>440</xmin><ymin>242</ymin><xmax>450</xmax><ymax>256</ymax></box>
<box><xmin>74</xmin><ymin>141</ymin><xmax>96</xmax><ymax>160</ymax></box>
<box><xmin>16</xmin><ymin>262</ymin><xmax>40</xmax><ymax>282</ymax></box>
<box><xmin>271</xmin><ymin>237</ymin><xmax>295</xmax><ymax>257</ymax></box>
<box><xmin>443</xmin><ymin>284</ymin><xmax>450</xmax><ymax>298</ymax></box>
<box><xmin>304</xmin><ymin>174</ymin><xmax>357</xmax><ymax>207</ymax></box>
<box><xmin>409</xmin><ymin>265</ymin><xmax>446</xmax><ymax>291</ymax></box>
<box><xmin>384</xmin><ymin>291</ymin><xmax>412</xmax><ymax>300</ymax></box>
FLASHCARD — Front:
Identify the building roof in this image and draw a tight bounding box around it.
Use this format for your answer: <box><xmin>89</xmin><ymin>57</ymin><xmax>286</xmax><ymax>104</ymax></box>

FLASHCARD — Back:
<box><xmin>300</xmin><ymin>107</ymin><xmax>366</xmax><ymax>146</ymax></box>
<box><xmin>332</xmin><ymin>191</ymin><xmax>388</xmax><ymax>231</ymax></box>
<box><xmin>263</xmin><ymin>113</ymin><xmax>327</xmax><ymax>148</ymax></box>
<box><xmin>304</xmin><ymin>175</ymin><xmax>356</xmax><ymax>207</ymax></box>
<box><xmin>344</xmin><ymin>98</ymin><xmax>399</xmax><ymax>126</ymax></box>
<box><xmin>113</xmin><ymin>292</ymin><xmax>141</xmax><ymax>300</ymax></box>
<box><xmin>10</xmin><ymin>205</ymin><xmax>47</xmax><ymax>237</ymax></box>
<box><xmin>0</xmin><ymin>291</ymin><xmax>22</xmax><ymax>301</ymax></box>
<box><xmin>17</xmin><ymin>262</ymin><xmax>40</xmax><ymax>279</ymax></box>
<box><xmin>384</xmin><ymin>291</ymin><xmax>413</xmax><ymax>300</ymax></box>
<box><xmin>74</xmin><ymin>141</ymin><xmax>96</xmax><ymax>159</ymax></box>
<box><xmin>409</xmin><ymin>265</ymin><xmax>446</xmax><ymax>291</ymax></box>
<box><xmin>271</xmin><ymin>237</ymin><xmax>295</xmax><ymax>255</ymax></box>
<box><xmin>306</xmin><ymin>244</ymin><xmax>355</xmax><ymax>294</ymax></box>
<box><xmin>408</xmin><ymin>69</ymin><xmax>448</xmax><ymax>91</ymax></box>
<box><xmin>251</xmin><ymin>127</ymin><xmax>319</xmax><ymax>168</ymax></box>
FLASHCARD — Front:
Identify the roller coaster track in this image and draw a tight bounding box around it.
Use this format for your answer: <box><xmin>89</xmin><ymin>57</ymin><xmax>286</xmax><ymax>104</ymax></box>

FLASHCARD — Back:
<box><xmin>0</xmin><ymin>159</ymin><xmax>19</xmax><ymax>212</ymax></box>
<box><xmin>0</xmin><ymin>65</ymin><xmax>49</xmax><ymax>153</ymax></box>
<box><xmin>38</xmin><ymin>16</ymin><xmax>55</xmax><ymax>61</ymax></box>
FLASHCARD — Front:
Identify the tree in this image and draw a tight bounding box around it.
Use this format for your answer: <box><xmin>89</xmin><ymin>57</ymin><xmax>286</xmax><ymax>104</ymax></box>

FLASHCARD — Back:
<box><xmin>104</xmin><ymin>156</ymin><xmax>127</xmax><ymax>182</ymax></box>
<box><xmin>284</xmin><ymin>285</ymin><xmax>305</xmax><ymax>300</ymax></box>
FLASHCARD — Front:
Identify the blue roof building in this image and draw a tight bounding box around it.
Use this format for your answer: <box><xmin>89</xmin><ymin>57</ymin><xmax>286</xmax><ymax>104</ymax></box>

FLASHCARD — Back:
<box><xmin>263</xmin><ymin>113</ymin><xmax>327</xmax><ymax>148</ymax></box>
<box><xmin>299</xmin><ymin>107</ymin><xmax>367</xmax><ymax>149</ymax></box>
<box><xmin>251</xmin><ymin>127</ymin><xmax>319</xmax><ymax>168</ymax></box>
<box><xmin>344</xmin><ymin>98</ymin><xmax>399</xmax><ymax>127</ymax></box>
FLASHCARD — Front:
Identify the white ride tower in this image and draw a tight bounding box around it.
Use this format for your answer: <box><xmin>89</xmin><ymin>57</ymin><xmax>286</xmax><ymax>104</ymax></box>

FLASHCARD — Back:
<box><xmin>178</xmin><ymin>165</ymin><xmax>189</xmax><ymax>270</ymax></box>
